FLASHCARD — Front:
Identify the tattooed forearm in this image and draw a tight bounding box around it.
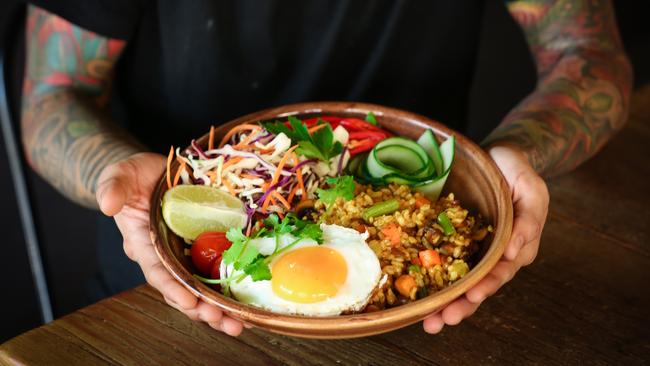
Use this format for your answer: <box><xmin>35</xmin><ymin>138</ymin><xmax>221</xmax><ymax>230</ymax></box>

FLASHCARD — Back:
<box><xmin>22</xmin><ymin>6</ymin><xmax>142</xmax><ymax>208</ymax></box>
<box><xmin>484</xmin><ymin>0</ymin><xmax>633</xmax><ymax>177</ymax></box>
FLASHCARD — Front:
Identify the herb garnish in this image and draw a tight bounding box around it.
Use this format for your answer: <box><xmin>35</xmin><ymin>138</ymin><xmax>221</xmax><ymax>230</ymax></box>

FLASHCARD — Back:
<box><xmin>263</xmin><ymin>117</ymin><xmax>343</xmax><ymax>161</ymax></box>
<box><xmin>194</xmin><ymin>213</ymin><xmax>323</xmax><ymax>286</ymax></box>
<box><xmin>316</xmin><ymin>175</ymin><xmax>356</xmax><ymax>206</ymax></box>
<box><xmin>365</xmin><ymin>112</ymin><xmax>378</xmax><ymax>126</ymax></box>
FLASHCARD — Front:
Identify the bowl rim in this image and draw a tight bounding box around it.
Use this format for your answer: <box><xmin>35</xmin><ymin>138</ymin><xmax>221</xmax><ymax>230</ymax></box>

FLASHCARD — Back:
<box><xmin>149</xmin><ymin>101</ymin><xmax>512</xmax><ymax>338</ymax></box>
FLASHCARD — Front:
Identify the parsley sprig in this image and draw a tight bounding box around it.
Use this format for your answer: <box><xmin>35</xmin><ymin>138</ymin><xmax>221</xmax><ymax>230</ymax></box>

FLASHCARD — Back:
<box><xmin>263</xmin><ymin>117</ymin><xmax>343</xmax><ymax>161</ymax></box>
<box><xmin>194</xmin><ymin>213</ymin><xmax>323</xmax><ymax>287</ymax></box>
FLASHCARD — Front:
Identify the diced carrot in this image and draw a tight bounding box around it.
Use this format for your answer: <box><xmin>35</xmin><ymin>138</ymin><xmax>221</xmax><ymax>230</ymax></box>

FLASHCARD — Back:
<box><xmin>395</xmin><ymin>275</ymin><xmax>417</xmax><ymax>298</ymax></box>
<box><xmin>173</xmin><ymin>159</ymin><xmax>186</xmax><ymax>187</ymax></box>
<box><xmin>219</xmin><ymin>124</ymin><xmax>261</xmax><ymax>148</ymax></box>
<box><xmin>381</xmin><ymin>223</ymin><xmax>402</xmax><ymax>246</ymax></box>
<box><xmin>222</xmin><ymin>178</ymin><xmax>237</xmax><ymax>196</ymax></box>
<box><xmin>355</xmin><ymin>223</ymin><xmax>367</xmax><ymax>234</ymax></box>
<box><xmin>272</xmin><ymin>191</ymin><xmax>291</xmax><ymax>210</ymax></box>
<box><xmin>419</xmin><ymin>249</ymin><xmax>442</xmax><ymax>268</ymax></box>
<box><xmin>411</xmin><ymin>257</ymin><xmax>421</xmax><ymax>266</ymax></box>
<box><xmin>222</xmin><ymin>157</ymin><xmax>243</xmax><ymax>171</ymax></box>
<box><xmin>415</xmin><ymin>196</ymin><xmax>431</xmax><ymax>209</ymax></box>
<box><xmin>166</xmin><ymin>146</ymin><xmax>174</xmax><ymax>189</ymax></box>
<box><xmin>269</xmin><ymin>145</ymin><xmax>298</xmax><ymax>187</ymax></box>
<box><xmin>208</xmin><ymin>125</ymin><xmax>215</xmax><ymax>150</ymax></box>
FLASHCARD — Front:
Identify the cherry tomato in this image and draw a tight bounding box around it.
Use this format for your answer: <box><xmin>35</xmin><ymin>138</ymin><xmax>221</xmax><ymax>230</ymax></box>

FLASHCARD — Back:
<box><xmin>191</xmin><ymin>232</ymin><xmax>231</xmax><ymax>275</ymax></box>
<box><xmin>209</xmin><ymin>256</ymin><xmax>223</xmax><ymax>291</ymax></box>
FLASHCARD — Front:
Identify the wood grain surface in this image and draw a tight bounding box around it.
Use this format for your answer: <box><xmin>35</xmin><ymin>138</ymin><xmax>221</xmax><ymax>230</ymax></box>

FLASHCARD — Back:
<box><xmin>2</xmin><ymin>86</ymin><xmax>649</xmax><ymax>365</ymax></box>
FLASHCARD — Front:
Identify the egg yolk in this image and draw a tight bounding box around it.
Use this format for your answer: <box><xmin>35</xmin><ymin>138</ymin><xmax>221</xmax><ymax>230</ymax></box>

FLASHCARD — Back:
<box><xmin>271</xmin><ymin>246</ymin><xmax>347</xmax><ymax>303</ymax></box>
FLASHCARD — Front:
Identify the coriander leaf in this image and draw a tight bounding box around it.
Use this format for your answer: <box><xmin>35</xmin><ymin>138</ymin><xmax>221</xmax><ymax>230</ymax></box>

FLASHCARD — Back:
<box><xmin>233</xmin><ymin>242</ymin><xmax>260</xmax><ymax>270</ymax></box>
<box><xmin>226</xmin><ymin>227</ymin><xmax>246</xmax><ymax>244</ymax></box>
<box><xmin>262</xmin><ymin>213</ymin><xmax>292</xmax><ymax>236</ymax></box>
<box><xmin>252</xmin><ymin>227</ymin><xmax>268</xmax><ymax>238</ymax></box>
<box><xmin>329</xmin><ymin>141</ymin><xmax>343</xmax><ymax>158</ymax></box>
<box><xmin>262</xmin><ymin>121</ymin><xmax>300</xmax><ymax>142</ymax></box>
<box><xmin>317</xmin><ymin>175</ymin><xmax>356</xmax><ymax>206</ymax></box>
<box><xmin>222</xmin><ymin>240</ymin><xmax>244</xmax><ymax>265</ymax></box>
<box><xmin>244</xmin><ymin>256</ymin><xmax>272</xmax><ymax>281</ymax></box>
<box><xmin>263</xmin><ymin>214</ymin><xmax>280</xmax><ymax>229</ymax></box>
<box><xmin>295</xmin><ymin>222</ymin><xmax>323</xmax><ymax>244</ymax></box>
<box><xmin>311</xmin><ymin>121</ymin><xmax>333</xmax><ymax>155</ymax></box>
<box><xmin>365</xmin><ymin>112</ymin><xmax>378</xmax><ymax>125</ymax></box>
<box><xmin>296</xmin><ymin>141</ymin><xmax>326</xmax><ymax>161</ymax></box>
<box><xmin>288</xmin><ymin>116</ymin><xmax>311</xmax><ymax>142</ymax></box>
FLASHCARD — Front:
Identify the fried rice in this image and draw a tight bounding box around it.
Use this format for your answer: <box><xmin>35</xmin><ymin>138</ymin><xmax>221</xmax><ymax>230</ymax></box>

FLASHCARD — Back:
<box><xmin>314</xmin><ymin>183</ymin><xmax>491</xmax><ymax>311</ymax></box>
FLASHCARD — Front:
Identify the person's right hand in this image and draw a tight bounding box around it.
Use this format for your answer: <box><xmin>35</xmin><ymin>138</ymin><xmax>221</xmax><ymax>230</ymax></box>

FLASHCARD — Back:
<box><xmin>95</xmin><ymin>152</ymin><xmax>244</xmax><ymax>336</ymax></box>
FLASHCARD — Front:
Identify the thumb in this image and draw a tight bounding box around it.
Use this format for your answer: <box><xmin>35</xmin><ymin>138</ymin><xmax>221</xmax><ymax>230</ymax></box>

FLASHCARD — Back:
<box><xmin>96</xmin><ymin>162</ymin><xmax>130</xmax><ymax>216</ymax></box>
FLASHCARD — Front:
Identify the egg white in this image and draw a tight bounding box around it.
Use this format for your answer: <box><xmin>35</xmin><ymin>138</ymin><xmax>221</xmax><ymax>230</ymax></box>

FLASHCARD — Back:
<box><xmin>220</xmin><ymin>224</ymin><xmax>382</xmax><ymax>316</ymax></box>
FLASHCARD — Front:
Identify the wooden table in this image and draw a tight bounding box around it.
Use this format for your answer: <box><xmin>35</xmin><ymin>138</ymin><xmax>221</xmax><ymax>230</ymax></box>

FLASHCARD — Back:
<box><xmin>2</xmin><ymin>87</ymin><xmax>649</xmax><ymax>366</ymax></box>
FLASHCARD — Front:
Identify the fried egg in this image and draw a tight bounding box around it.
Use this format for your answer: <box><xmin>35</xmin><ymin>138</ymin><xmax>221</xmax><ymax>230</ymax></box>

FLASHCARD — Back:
<box><xmin>220</xmin><ymin>224</ymin><xmax>382</xmax><ymax>316</ymax></box>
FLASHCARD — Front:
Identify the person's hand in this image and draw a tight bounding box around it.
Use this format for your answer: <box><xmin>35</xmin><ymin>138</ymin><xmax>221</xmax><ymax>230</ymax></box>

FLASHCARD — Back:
<box><xmin>423</xmin><ymin>145</ymin><xmax>549</xmax><ymax>333</ymax></box>
<box><xmin>95</xmin><ymin>152</ymin><xmax>244</xmax><ymax>336</ymax></box>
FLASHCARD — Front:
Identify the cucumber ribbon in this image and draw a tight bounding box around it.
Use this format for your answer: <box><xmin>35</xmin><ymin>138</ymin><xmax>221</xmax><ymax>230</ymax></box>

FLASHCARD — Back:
<box><xmin>349</xmin><ymin>129</ymin><xmax>455</xmax><ymax>201</ymax></box>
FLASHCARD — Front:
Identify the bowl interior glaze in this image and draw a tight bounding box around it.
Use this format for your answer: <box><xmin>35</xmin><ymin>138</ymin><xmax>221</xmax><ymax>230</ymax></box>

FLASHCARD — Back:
<box><xmin>150</xmin><ymin>102</ymin><xmax>512</xmax><ymax>339</ymax></box>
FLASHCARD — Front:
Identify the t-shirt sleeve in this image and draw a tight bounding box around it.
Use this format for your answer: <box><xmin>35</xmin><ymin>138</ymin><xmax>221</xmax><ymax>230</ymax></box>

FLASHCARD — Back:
<box><xmin>28</xmin><ymin>0</ymin><xmax>144</xmax><ymax>40</ymax></box>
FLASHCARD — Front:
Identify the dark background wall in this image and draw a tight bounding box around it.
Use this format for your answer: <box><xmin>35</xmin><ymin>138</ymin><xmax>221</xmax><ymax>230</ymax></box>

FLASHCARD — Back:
<box><xmin>1</xmin><ymin>0</ymin><xmax>648</xmax><ymax>343</ymax></box>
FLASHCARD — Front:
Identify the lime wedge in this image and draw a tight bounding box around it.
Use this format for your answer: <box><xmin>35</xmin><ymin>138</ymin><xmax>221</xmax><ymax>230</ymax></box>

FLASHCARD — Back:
<box><xmin>162</xmin><ymin>185</ymin><xmax>247</xmax><ymax>240</ymax></box>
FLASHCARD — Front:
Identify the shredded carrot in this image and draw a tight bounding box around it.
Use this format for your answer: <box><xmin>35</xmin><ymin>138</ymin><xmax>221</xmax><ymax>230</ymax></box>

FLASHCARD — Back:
<box><xmin>208</xmin><ymin>126</ymin><xmax>215</xmax><ymax>150</ymax></box>
<box><xmin>288</xmin><ymin>152</ymin><xmax>306</xmax><ymax>202</ymax></box>
<box><xmin>234</xmin><ymin>133</ymin><xmax>255</xmax><ymax>150</ymax></box>
<box><xmin>219</xmin><ymin>124</ymin><xmax>261</xmax><ymax>148</ymax></box>
<box><xmin>308</xmin><ymin>123</ymin><xmax>328</xmax><ymax>134</ymax></box>
<box><xmin>241</xmin><ymin>173</ymin><xmax>261</xmax><ymax>180</ymax></box>
<box><xmin>277</xmin><ymin>210</ymin><xmax>285</xmax><ymax>220</ymax></box>
<box><xmin>222</xmin><ymin>157</ymin><xmax>244</xmax><ymax>171</ymax></box>
<box><xmin>287</xmin><ymin>184</ymin><xmax>299</xmax><ymax>203</ymax></box>
<box><xmin>222</xmin><ymin>178</ymin><xmax>237</xmax><ymax>196</ymax></box>
<box><xmin>245</xmin><ymin>222</ymin><xmax>252</xmax><ymax>237</ymax></box>
<box><xmin>166</xmin><ymin>146</ymin><xmax>174</xmax><ymax>189</ymax></box>
<box><xmin>381</xmin><ymin>223</ymin><xmax>402</xmax><ymax>246</ymax></box>
<box><xmin>296</xmin><ymin>167</ymin><xmax>306</xmax><ymax>201</ymax></box>
<box><xmin>258</xmin><ymin>147</ymin><xmax>275</xmax><ymax>155</ymax></box>
<box><xmin>173</xmin><ymin>159</ymin><xmax>186</xmax><ymax>187</ymax></box>
<box><xmin>261</xmin><ymin>191</ymin><xmax>273</xmax><ymax>213</ymax></box>
<box><xmin>269</xmin><ymin>145</ymin><xmax>298</xmax><ymax>187</ymax></box>
<box><xmin>272</xmin><ymin>191</ymin><xmax>291</xmax><ymax>210</ymax></box>
<box><xmin>270</xmin><ymin>195</ymin><xmax>278</xmax><ymax>207</ymax></box>
<box><xmin>205</xmin><ymin>171</ymin><xmax>217</xmax><ymax>184</ymax></box>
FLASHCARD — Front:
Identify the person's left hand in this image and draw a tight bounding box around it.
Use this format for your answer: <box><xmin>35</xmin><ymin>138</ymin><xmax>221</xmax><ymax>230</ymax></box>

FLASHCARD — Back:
<box><xmin>423</xmin><ymin>145</ymin><xmax>549</xmax><ymax>333</ymax></box>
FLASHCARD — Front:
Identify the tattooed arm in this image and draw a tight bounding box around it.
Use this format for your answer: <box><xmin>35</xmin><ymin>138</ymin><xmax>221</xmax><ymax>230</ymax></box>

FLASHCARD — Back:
<box><xmin>424</xmin><ymin>0</ymin><xmax>632</xmax><ymax>333</ymax></box>
<box><xmin>483</xmin><ymin>0</ymin><xmax>633</xmax><ymax>177</ymax></box>
<box><xmin>21</xmin><ymin>6</ymin><xmax>245</xmax><ymax>335</ymax></box>
<box><xmin>21</xmin><ymin>5</ymin><xmax>143</xmax><ymax>209</ymax></box>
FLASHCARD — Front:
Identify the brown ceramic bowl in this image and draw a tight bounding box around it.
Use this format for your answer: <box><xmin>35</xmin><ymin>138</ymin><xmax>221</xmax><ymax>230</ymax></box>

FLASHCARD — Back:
<box><xmin>150</xmin><ymin>102</ymin><xmax>512</xmax><ymax>339</ymax></box>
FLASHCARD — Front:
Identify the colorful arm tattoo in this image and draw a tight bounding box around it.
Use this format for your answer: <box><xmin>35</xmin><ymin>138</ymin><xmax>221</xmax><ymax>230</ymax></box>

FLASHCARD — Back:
<box><xmin>22</xmin><ymin>5</ymin><xmax>143</xmax><ymax>208</ymax></box>
<box><xmin>484</xmin><ymin>0</ymin><xmax>633</xmax><ymax>177</ymax></box>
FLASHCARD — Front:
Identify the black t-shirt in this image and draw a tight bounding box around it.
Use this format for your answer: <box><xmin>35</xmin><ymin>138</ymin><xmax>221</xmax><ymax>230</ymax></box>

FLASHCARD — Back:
<box><xmin>31</xmin><ymin>0</ymin><xmax>484</xmax><ymax>152</ymax></box>
<box><xmin>29</xmin><ymin>0</ymin><xmax>487</xmax><ymax>296</ymax></box>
